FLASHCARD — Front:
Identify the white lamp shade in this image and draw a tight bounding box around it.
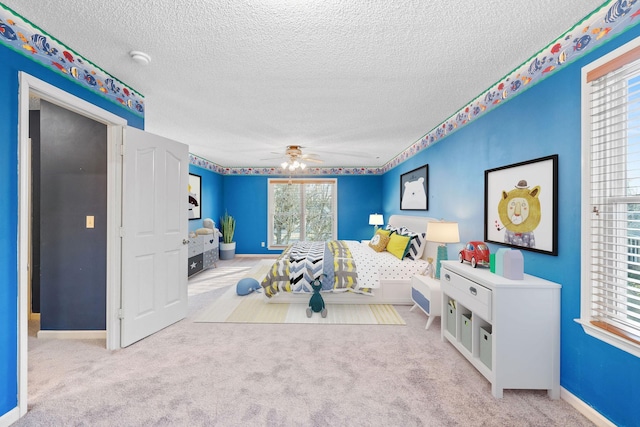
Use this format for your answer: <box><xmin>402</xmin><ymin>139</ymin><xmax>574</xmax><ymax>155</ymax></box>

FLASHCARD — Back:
<box><xmin>426</xmin><ymin>221</ymin><xmax>460</xmax><ymax>243</ymax></box>
<box><xmin>369</xmin><ymin>214</ymin><xmax>384</xmax><ymax>226</ymax></box>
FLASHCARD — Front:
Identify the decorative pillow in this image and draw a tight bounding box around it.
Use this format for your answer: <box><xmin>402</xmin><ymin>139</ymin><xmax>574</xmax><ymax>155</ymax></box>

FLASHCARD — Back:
<box><xmin>386</xmin><ymin>233</ymin><xmax>412</xmax><ymax>260</ymax></box>
<box><xmin>377</xmin><ymin>228</ymin><xmax>393</xmax><ymax>237</ymax></box>
<box><xmin>384</xmin><ymin>225</ymin><xmax>399</xmax><ymax>234</ymax></box>
<box><xmin>396</xmin><ymin>227</ymin><xmax>427</xmax><ymax>261</ymax></box>
<box><xmin>368</xmin><ymin>231</ymin><xmax>391</xmax><ymax>252</ymax></box>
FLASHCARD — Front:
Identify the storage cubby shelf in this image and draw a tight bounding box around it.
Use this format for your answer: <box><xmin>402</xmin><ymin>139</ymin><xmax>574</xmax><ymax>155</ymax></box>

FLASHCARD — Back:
<box><xmin>440</xmin><ymin>261</ymin><xmax>561</xmax><ymax>399</ymax></box>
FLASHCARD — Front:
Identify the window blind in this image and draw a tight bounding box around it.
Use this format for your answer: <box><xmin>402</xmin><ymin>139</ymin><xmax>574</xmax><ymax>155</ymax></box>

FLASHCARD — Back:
<box><xmin>588</xmin><ymin>58</ymin><xmax>640</xmax><ymax>344</ymax></box>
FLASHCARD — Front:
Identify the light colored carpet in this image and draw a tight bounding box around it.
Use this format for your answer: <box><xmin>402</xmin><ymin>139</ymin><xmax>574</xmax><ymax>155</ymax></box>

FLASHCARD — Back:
<box><xmin>187</xmin><ymin>257</ymin><xmax>270</xmax><ymax>296</ymax></box>
<box><xmin>195</xmin><ymin>284</ymin><xmax>406</xmax><ymax>325</ymax></box>
<box><xmin>14</xmin><ymin>257</ymin><xmax>595</xmax><ymax>427</ymax></box>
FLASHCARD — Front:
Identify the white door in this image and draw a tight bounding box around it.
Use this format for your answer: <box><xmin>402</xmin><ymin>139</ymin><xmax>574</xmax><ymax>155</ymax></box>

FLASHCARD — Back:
<box><xmin>121</xmin><ymin>127</ymin><xmax>189</xmax><ymax>347</ymax></box>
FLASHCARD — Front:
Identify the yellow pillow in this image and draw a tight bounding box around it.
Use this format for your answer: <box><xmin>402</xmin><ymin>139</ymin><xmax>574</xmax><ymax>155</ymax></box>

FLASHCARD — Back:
<box><xmin>387</xmin><ymin>233</ymin><xmax>411</xmax><ymax>260</ymax></box>
<box><xmin>377</xmin><ymin>229</ymin><xmax>392</xmax><ymax>237</ymax></box>
<box><xmin>368</xmin><ymin>232</ymin><xmax>390</xmax><ymax>252</ymax></box>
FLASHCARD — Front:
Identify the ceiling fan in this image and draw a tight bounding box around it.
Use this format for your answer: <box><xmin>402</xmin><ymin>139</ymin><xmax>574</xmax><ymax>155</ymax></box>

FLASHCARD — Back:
<box><xmin>278</xmin><ymin>145</ymin><xmax>323</xmax><ymax>171</ymax></box>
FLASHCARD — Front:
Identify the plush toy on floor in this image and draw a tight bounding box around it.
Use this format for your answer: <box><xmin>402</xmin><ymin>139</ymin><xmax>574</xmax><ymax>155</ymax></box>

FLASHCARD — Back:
<box><xmin>306</xmin><ymin>277</ymin><xmax>327</xmax><ymax>318</ymax></box>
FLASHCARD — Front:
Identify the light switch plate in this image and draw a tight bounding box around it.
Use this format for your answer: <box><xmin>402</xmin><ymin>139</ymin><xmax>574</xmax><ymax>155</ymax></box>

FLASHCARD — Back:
<box><xmin>86</xmin><ymin>215</ymin><xmax>94</xmax><ymax>228</ymax></box>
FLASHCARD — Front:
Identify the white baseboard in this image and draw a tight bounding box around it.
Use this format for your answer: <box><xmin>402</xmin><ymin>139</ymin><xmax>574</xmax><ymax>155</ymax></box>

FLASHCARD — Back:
<box><xmin>0</xmin><ymin>406</ymin><xmax>20</xmax><ymax>427</ymax></box>
<box><xmin>561</xmin><ymin>387</ymin><xmax>615</xmax><ymax>427</ymax></box>
<box><xmin>29</xmin><ymin>312</ymin><xmax>40</xmax><ymax>321</ymax></box>
<box><xmin>36</xmin><ymin>330</ymin><xmax>106</xmax><ymax>340</ymax></box>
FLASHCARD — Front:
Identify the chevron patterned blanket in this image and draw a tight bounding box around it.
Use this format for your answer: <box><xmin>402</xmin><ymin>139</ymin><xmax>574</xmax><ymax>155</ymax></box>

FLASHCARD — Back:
<box><xmin>261</xmin><ymin>240</ymin><xmax>370</xmax><ymax>298</ymax></box>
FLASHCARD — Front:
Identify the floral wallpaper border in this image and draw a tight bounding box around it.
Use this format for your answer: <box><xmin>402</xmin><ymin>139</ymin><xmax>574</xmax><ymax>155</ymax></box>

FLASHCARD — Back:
<box><xmin>386</xmin><ymin>0</ymin><xmax>640</xmax><ymax>173</ymax></box>
<box><xmin>195</xmin><ymin>0</ymin><xmax>640</xmax><ymax>175</ymax></box>
<box><xmin>0</xmin><ymin>3</ymin><xmax>145</xmax><ymax>116</ymax></box>
<box><xmin>189</xmin><ymin>153</ymin><xmax>384</xmax><ymax>176</ymax></box>
<box><xmin>2</xmin><ymin>1</ymin><xmax>639</xmax><ymax>175</ymax></box>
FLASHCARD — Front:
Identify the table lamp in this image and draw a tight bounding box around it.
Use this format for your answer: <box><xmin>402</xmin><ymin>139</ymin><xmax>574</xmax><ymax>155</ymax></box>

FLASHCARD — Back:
<box><xmin>369</xmin><ymin>213</ymin><xmax>384</xmax><ymax>232</ymax></box>
<box><xmin>426</xmin><ymin>221</ymin><xmax>460</xmax><ymax>279</ymax></box>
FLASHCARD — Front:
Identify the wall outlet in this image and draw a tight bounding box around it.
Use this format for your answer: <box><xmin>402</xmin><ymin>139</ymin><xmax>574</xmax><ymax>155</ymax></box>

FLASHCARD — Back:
<box><xmin>261</xmin><ymin>242</ymin><xmax>265</xmax><ymax>247</ymax></box>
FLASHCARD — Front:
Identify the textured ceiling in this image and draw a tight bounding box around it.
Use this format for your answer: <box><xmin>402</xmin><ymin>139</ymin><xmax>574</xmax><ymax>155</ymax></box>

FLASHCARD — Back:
<box><xmin>3</xmin><ymin>0</ymin><xmax>607</xmax><ymax>168</ymax></box>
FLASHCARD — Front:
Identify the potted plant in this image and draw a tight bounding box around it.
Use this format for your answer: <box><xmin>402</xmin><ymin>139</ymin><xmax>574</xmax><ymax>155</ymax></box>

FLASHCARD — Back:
<box><xmin>219</xmin><ymin>211</ymin><xmax>236</xmax><ymax>260</ymax></box>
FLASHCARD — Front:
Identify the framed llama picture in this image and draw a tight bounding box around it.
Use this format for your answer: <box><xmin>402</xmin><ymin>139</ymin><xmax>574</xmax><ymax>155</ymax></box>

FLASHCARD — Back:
<box><xmin>400</xmin><ymin>165</ymin><xmax>428</xmax><ymax>211</ymax></box>
<box><xmin>484</xmin><ymin>155</ymin><xmax>558</xmax><ymax>255</ymax></box>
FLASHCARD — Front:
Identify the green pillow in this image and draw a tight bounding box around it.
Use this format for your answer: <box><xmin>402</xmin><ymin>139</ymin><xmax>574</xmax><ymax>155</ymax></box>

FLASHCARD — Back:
<box><xmin>387</xmin><ymin>233</ymin><xmax>411</xmax><ymax>260</ymax></box>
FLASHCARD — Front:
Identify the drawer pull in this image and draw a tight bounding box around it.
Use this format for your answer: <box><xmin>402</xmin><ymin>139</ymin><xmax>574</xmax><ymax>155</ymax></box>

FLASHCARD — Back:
<box><xmin>444</xmin><ymin>273</ymin><xmax>451</xmax><ymax>281</ymax></box>
<box><xmin>469</xmin><ymin>286</ymin><xmax>477</xmax><ymax>296</ymax></box>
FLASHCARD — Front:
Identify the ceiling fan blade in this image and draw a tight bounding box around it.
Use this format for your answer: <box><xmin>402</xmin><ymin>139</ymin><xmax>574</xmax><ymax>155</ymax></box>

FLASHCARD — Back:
<box><xmin>302</xmin><ymin>157</ymin><xmax>323</xmax><ymax>164</ymax></box>
<box><xmin>311</xmin><ymin>147</ymin><xmax>371</xmax><ymax>158</ymax></box>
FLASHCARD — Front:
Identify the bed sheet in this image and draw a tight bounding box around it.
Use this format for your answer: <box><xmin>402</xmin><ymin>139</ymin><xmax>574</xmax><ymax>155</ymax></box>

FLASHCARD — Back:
<box><xmin>349</xmin><ymin>240</ymin><xmax>430</xmax><ymax>287</ymax></box>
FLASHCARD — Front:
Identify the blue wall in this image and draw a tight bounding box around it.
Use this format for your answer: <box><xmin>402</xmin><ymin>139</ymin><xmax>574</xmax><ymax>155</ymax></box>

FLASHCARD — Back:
<box><xmin>3</xmin><ymin>9</ymin><xmax>640</xmax><ymax>427</ymax></box>
<box><xmin>381</xmin><ymin>26</ymin><xmax>640</xmax><ymax>427</ymax></box>
<box><xmin>222</xmin><ymin>174</ymin><xmax>382</xmax><ymax>255</ymax></box>
<box><xmin>0</xmin><ymin>42</ymin><xmax>142</xmax><ymax>418</ymax></box>
<box><xmin>188</xmin><ymin>165</ymin><xmax>224</xmax><ymax>233</ymax></box>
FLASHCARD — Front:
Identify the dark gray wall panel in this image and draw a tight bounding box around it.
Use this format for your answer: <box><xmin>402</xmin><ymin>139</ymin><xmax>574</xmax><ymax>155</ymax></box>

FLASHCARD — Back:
<box><xmin>29</xmin><ymin>110</ymin><xmax>41</xmax><ymax>313</ymax></box>
<box><xmin>39</xmin><ymin>101</ymin><xmax>107</xmax><ymax>330</ymax></box>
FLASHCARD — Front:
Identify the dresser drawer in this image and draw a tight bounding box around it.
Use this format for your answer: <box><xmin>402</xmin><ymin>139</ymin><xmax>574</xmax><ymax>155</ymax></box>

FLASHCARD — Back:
<box><xmin>203</xmin><ymin>235</ymin><xmax>218</xmax><ymax>251</ymax></box>
<box><xmin>189</xmin><ymin>236</ymin><xmax>204</xmax><ymax>257</ymax></box>
<box><xmin>441</xmin><ymin>267</ymin><xmax>492</xmax><ymax>321</ymax></box>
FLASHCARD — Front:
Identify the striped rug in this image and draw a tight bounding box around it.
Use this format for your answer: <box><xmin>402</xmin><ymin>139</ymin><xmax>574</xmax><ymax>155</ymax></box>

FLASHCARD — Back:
<box><xmin>194</xmin><ymin>260</ymin><xmax>405</xmax><ymax>325</ymax></box>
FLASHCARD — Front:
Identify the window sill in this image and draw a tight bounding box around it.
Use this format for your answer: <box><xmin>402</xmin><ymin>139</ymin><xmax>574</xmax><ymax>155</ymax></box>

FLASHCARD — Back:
<box><xmin>575</xmin><ymin>318</ymin><xmax>640</xmax><ymax>358</ymax></box>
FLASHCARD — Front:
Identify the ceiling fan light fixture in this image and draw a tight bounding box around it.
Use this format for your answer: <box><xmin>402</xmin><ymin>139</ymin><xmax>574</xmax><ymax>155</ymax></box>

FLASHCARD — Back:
<box><xmin>279</xmin><ymin>146</ymin><xmax>317</xmax><ymax>171</ymax></box>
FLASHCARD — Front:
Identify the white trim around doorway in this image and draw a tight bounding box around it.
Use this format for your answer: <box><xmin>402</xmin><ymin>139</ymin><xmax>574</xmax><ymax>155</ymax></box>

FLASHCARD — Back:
<box><xmin>17</xmin><ymin>72</ymin><xmax>127</xmax><ymax>419</ymax></box>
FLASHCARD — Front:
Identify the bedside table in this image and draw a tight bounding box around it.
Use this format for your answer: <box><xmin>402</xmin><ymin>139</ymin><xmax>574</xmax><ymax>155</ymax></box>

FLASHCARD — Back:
<box><xmin>410</xmin><ymin>275</ymin><xmax>441</xmax><ymax>330</ymax></box>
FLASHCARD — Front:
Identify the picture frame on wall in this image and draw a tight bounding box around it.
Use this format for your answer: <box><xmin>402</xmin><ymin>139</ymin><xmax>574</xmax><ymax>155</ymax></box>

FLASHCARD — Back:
<box><xmin>484</xmin><ymin>155</ymin><xmax>558</xmax><ymax>255</ymax></box>
<box><xmin>188</xmin><ymin>173</ymin><xmax>202</xmax><ymax>220</ymax></box>
<box><xmin>400</xmin><ymin>165</ymin><xmax>428</xmax><ymax>211</ymax></box>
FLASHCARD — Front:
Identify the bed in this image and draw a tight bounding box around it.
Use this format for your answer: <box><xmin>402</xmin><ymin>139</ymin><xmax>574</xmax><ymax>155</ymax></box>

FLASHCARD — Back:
<box><xmin>261</xmin><ymin>215</ymin><xmax>440</xmax><ymax>305</ymax></box>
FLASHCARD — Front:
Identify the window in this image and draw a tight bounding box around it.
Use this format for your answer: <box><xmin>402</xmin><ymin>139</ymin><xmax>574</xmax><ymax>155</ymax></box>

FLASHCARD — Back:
<box><xmin>580</xmin><ymin>38</ymin><xmax>640</xmax><ymax>357</ymax></box>
<box><xmin>267</xmin><ymin>178</ymin><xmax>337</xmax><ymax>248</ymax></box>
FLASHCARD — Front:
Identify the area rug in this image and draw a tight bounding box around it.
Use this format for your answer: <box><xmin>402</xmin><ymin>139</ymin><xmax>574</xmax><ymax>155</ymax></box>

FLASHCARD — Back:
<box><xmin>194</xmin><ymin>260</ymin><xmax>406</xmax><ymax>325</ymax></box>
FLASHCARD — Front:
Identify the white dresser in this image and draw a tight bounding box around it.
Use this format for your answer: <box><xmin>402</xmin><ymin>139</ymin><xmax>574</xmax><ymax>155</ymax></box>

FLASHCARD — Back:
<box><xmin>188</xmin><ymin>233</ymin><xmax>219</xmax><ymax>277</ymax></box>
<box><xmin>440</xmin><ymin>260</ymin><xmax>561</xmax><ymax>399</ymax></box>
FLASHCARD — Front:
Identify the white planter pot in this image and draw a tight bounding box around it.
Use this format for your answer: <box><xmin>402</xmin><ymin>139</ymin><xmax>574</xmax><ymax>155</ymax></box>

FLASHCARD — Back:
<box><xmin>219</xmin><ymin>242</ymin><xmax>236</xmax><ymax>260</ymax></box>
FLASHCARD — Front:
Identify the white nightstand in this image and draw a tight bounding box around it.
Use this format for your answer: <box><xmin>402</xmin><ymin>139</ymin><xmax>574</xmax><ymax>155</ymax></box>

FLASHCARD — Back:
<box><xmin>410</xmin><ymin>275</ymin><xmax>441</xmax><ymax>330</ymax></box>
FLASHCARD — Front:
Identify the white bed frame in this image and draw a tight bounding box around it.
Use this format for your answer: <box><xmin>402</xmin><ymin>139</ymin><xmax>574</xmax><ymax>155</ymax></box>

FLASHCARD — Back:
<box><xmin>265</xmin><ymin>215</ymin><xmax>439</xmax><ymax>305</ymax></box>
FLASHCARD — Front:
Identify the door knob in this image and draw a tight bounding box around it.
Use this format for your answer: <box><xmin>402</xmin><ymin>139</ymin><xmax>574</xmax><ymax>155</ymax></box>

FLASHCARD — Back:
<box><xmin>183</xmin><ymin>239</ymin><xmax>189</xmax><ymax>245</ymax></box>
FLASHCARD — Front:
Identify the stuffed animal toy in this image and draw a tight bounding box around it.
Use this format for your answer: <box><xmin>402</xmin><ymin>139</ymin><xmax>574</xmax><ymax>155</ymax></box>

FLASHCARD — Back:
<box><xmin>236</xmin><ymin>277</ymin><xmax>261</xmax><ymax>296</ymax></box>
<box><xmin>306</xmin><ymin>277</ymin><xmax>327</xmax><ymax>318</ymax></box>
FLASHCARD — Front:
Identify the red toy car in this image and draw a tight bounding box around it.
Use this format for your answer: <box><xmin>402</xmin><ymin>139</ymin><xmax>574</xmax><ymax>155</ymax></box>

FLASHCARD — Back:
<box><xmin>459</xmin><ymin>241</ymin><xmax>490</xmax><ymax>268</ymax></box>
